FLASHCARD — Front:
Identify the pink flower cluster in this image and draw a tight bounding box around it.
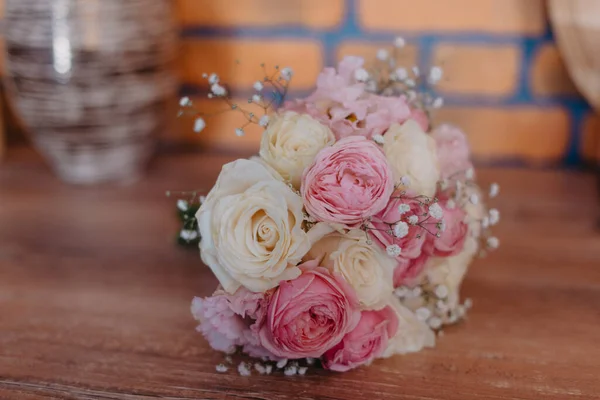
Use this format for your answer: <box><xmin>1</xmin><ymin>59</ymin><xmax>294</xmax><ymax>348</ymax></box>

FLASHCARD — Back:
<box><xmin>190</xmin><ymin>55</ymin><xmax>493</xmax><ymax>373</ymax></box>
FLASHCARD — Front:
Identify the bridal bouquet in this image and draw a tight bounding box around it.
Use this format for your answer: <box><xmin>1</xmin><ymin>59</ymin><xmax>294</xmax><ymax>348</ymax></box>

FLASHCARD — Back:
<box><xmin>175</xmin><ymin>39</ymin><xmax>499</xmax><ymax>375</ymax></box>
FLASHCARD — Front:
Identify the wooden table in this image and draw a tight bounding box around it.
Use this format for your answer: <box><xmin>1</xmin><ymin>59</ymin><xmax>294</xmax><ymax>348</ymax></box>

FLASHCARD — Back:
<box><xmin>1</xmin><ymin>150</ymin><xmax>599</xmax><ymax>400</ymax></box>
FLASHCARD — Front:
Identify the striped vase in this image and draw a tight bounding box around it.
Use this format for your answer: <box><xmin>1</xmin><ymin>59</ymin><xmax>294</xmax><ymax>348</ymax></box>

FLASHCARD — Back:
<box><xmin>3</xmin><ymin>0</ymin><xmax>177</xmax><ymax>183</ymax></box>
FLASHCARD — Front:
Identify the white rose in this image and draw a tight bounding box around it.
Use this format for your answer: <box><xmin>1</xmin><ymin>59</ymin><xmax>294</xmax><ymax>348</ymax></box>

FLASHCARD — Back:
<box><xmin>304</xmin><ymin>230</ymin><xmax>395</xmax><ymax>310</ymax></box>
<box><xmin>197</xmin><ymin>158</ymin><xmax>326</xmax><ymax>294</ymax></box>
<box><xmin>259</xmin><ymin>111</ymin><xmax>335</xmax><ymax>188</ymax></box>
<box><xmin>382</xmin><ymin>296</ymin><xmax>435</xmax><ymax>357</ymax></box>
<box><xmin>383</xmin><ymin>119</ymin><xmax>440</xmax><ymax>197</ymax></box>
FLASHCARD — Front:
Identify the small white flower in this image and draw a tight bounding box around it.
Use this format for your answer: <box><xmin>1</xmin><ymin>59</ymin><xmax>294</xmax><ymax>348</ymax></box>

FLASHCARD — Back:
<box><xmin>398</xmin><ymin>203</ymin><xmax>411</xmax><ymax>214</ymax></box>
<box><xmin>284</xmin><ymin>365</ymin><xmax>298</xmax><ymax>376</ymax></box>
<box><xmin>253</xmin><ymin>81</ymin><xmax>264</xmax><ymax>91</ymax></box>
<box><xmin>394</xmin><ymin>36</ymin><xmax>406</xmax><ymax>48</ymax></box>
<box><xmin>395</xmin><ymin>67</ymin><xmax>408</xmax><ymax>80</ymax></box>
<box><xmin>177</xmin><ymin>199</ymin><xmax>188</xmax><ymax>211</ymax></box>
<box><xmin>469</xmin><ymin>193</ymin><xmax>479</xmax><ymax>205</ymax></box>
<box><xmin>216</xmin><ymin>364</ymin><xmax>228</xmax><ymax>373</ymax></box>
<box><xmin>305</xmin><ymin>357</ymin><xmax>316</xmax><ymax>366</ymax></box>
<box><xmin>265</xmin><ymin>365</ymin><xmax>273</xmax><ymax>374</ymax></box>
<box><xmin>237</xmin><ymin>362</ymin><xmax>251</xmax><ymax>376</ymax></box>
<box><xmin>400</xmin><ymin>175</ymin><xmax>411</xmax><ymax>186</ymax></box>
<box><xmin>377</xmin><ymin>48</ymin><xmax>389</xmax><ymax>61</ymax></box>
<box><xmin>193</xmin><ymin>117</ymin><xmax>206</xmax><ymax>133</ymax></box>
<box><xmin>446</xmin><ymin>199</ymin><xmax>456</xmax><ymax>209</ymax></box>
<box><xmin>428</xmin><ymin>316</ymin><xmax>442</xmax><ymax>329</ymax></box>
<box><xmin>254</xmin><ymin>363</ymin><xmax>267</xmax><ymax>374</ymax></box>
<box><xmin>434</xmin><ymin>285</ymin><xmax>449</xmax><ymax>299</ymax></box>
<box><xmin>415</xmin><ymin>307</ymin><xmax>431</xmax><ymax>321</ymax></box>
<box><xmin>235</xmin><ymin>128</ymin><xmax>244</xmax><ymax>137</ymax></box>
<box><xmin>386</xmin><ymin>244</ymin><xmax>402</xmax><ymax>257</ymax></box>
<box><xmin>259</xmin><ymin>115</ymin><xmax>270</xmax><ymax>127</ymax></box>
<box><xmin>208</xmin><ymin>73</ymin><xmax>219</xmax><ymax>85</ymax></box>
<box><xmin>407</xmin><ymin>215</ymin><xmax>419</xmax><ymax>225</ymax></box>
<box><xmin>281</xmin><ymin>67</ymin><xmax>293</xmax><ymax>80</ymax></box>
<box><xmin>465</xmin><ymin>168</ymin><xmax>475</xmax><ymax>180</ymax></box>
<box><xmin>411</xmin><ymin>286</ymin><xmax>422</xmax><ymax>297</ymax></box>
<box><xmin>298</xmin><ymin>366</ymin><xmax>308</xmax><ymax>375</ymax></box>
<box><xmin>439</xmin><ymin>179</ymin><xmax>449</xmax><ymax>190</ymax></box>
<box><xmin>211</xmin><ymin>83</ymin><xmax>226</xmax><ymax>96</ymax></box>
<box><xmin>428</xmin><ymin>203</ymin><xmax>443</xmax><ymax>220</ymax></box>
<box><xmin>180</xmin><ymin>230</ymin><xmax>198</xmax><ymax>241</ymax></box>
<box><xmin>179</xmin><ymin>96</ymin><xmax>191</xmax><ymax>107</ymax></box>
<box><xmin>432</xmin><ymin>97</ymin><xmax>444</xmax><ymax>109</ymax></box>
<box><xmin>393</xmin><ymin>221</ymin><xmax>409</xmax><ymax>238</ymax></box>
<box><xmin>436</xmin><ymin>300</ymin><xmax>448</xmax><ymax>312</ymax></box>
<box><xmin>489</xmin><ymin>209</ymin><xmax>500</xmax><ymax>225</ymax></box>
<box><xmin>489</xmin><ymin>183</ymin><xmax>500</xmax><ymax>198</ymax></box>
<box><xmin>428</xmin><ymin>66</ymin><xmax>443</xmax><ymax>84</ymax></box>
<box><xmin>199</xmin><ymin>195</ymin><xmax>207</xmax><ymax>203</ymax></box>
<box><xmin>276</xmin><ymin>359</ymin><xmax>288</xmax><ymax>369</ymax></box>
<box><xmin>252</xmin><ymin>94</ymin><xmax>262</xmax><ymax>103</ymax></box>
<box><xmin>405</xmin><ymin>78</ymin><xmax>416</xmax><ymax>87</ymax></box>
<box><xmin>481</xmin><ymin>216</ymin><xmax>490</xmax><ymax>228</ymax></box>
<box><xmin>372</xmin><ymin>134</ymin><xmax>385</xmax><ymax>145</ymax></box>
<box><xmin>394</xmin><ymin>286</ymin><xmax>409</xmax><ymax>298</ymax></box>
<box><xmin>486</xmin><ymin>236</ymin><xmax>500</xmax><ymax>249</ymax></box>
<box><xmin>464</xmin><ymin>298</ymin><xmax>473</xmax><ymax>309</ymax></box>
<box><xmin>354</xmin><ymin>68</ymin><xmax>369</xmax><ymax>82</ymax></box>
<box><xmin>412</xmin><ymin>66</ymin><xmax>420</xmax><ymax>77</ymax></box>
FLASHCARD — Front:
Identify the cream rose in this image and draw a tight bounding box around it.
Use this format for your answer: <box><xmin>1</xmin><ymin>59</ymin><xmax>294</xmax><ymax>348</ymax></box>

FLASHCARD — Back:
<box><xmin>197</xmin><ymin>159</ymin><xmax>327</xmax><ymax>294</ymax></box>
<box><xmin>259</xmin><ymin>111</ymin><xmax>335</xmax><ymax>188</ymax></box>
<box><xmin>304</xmin><ymin>230</ymin><xmax>395</xmax><ymax>310</ymax></box>
<box><xmin>382</xmin><ymin>296</ymin><xmax>435</xmax><ymax>357</ymax></box>
<box><xmin>383</xmin><ymin>119</ymin><xmax>440</xmax><ymax>197</ymax></box>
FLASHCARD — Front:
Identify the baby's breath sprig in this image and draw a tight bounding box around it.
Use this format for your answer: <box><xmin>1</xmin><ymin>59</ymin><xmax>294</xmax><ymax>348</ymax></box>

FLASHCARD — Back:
<box><xmin>178</xmin><ymin>64</ymin><xmax>294</xmax><ymax>137</ymax></box>
<box><xmin>359</xmin><ymin>188</ymin><xmax>444</xmax><ymax>257</ymax></box>
<box><xmin>360</xmin><ymin>37</ymin><xmax>446</xmax><ymax>127</ymax></box>
<box><xmin>394</xmin><ymin>277</ymin><xmax>474</xmax><ymax>332</ymax></box>
<box><xmin>166</xmin><ymin>190</ymin><xmax>205</xmax><ymax>246</ymax></box>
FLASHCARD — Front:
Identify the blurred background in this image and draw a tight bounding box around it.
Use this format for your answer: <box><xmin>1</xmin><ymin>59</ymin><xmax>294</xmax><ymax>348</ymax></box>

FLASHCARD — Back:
<box><xmin>0</xmin><ymin>0</ymin><xmax>599</xmax><ymax>180</ymax></box>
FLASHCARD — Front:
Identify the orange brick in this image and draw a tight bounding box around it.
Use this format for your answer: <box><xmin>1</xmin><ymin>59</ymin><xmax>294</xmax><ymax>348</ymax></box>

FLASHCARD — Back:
<box><xmin>581</xmin><ymin>113</ymin><xmax>600</xmax><ymax>162</ymax></box>
<box><xmin>435</xmin><ymin>107</ymin><xmax>570</xmax><ymax>161</ymax></box>
<box><xmin>359</xmin><ymin>0</ymin><xmax>545</xmax><ymax>35</ymax></box>
<box><xmin>168</xmin><ymin>96</ymin><xmax>264</xmax><ymax>154</ymax></box>
<box><xmin>179</xmin><ymin>39</ymin><xmax>322</xmax><ymax>90</ymax></box>
<box><xmin>176</xmin><ymin>0</ymin><xmax>344</xmax><ymax>29</ymax></box>
<box><xmin>337</xmin><ymin>42</ymin><xmax>418</xmax><ymax>69</ymax></box>
<box><xmin>531</xmin><ymin>44</ymin><xmax>578</xmax><ymax>96</ymax></box>
<box><xmin>432</xmin><ymin>44</ymin><xmax>520</xmax><ymax>96</ymax></box>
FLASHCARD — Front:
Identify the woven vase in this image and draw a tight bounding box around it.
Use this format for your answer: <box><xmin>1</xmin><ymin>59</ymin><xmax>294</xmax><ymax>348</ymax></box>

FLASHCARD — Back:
<box><xmin>3</xmin><ymin>0</ymin><xmax>177</xmax><ymax>183</ymax></box>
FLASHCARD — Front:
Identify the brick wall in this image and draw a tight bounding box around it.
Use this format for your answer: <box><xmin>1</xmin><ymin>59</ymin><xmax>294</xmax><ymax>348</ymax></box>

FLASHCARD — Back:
<box><xmin>173</xmin><ymin>0</ymin><xmax>598</xmax><ymax>166</ymax></box>
<box><xmin>1</xmin><ymin>0</ymin><xmax>598</xmax><ymax>165</ymax></box>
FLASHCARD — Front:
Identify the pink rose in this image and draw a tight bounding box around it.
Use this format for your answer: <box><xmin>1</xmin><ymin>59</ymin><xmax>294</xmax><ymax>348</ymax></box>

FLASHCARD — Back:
<box><xmin>284</xmin><ymin>56</ymin><xmax>411</xmax><ymax>140</ymax></box>
<box><xmin>258</xmin><ymin>260</ymin><xmax>361</xmax><ymax>359</ymax></box>
<box><xmin>302</xmin><ymin>136</ymin><xmax>395</xmax><ymax>226</ymax></box>
<box><xmin>431</xmin><ymin>124</ymin><xmax>472</xmax><ymax>179</ymax></box>
<box><xmin>431</xmin><ymin>197</ymin><xmax>468</xmax><ymax>257</ymax></box>
<box><xmin>394</xmin><ymin>250</ymin><xmax>431</xmax><ymax>286</ymax></box>
<box><xmin>369</xmin><ymin>193</ymin><xmax>428</xmax><ymax>260</ymax></box>
<box><xmin>410</xmin><ymin>107</ymin><xmax>430</xmax><ymax>132</ymax></box>
<box><xmin>323</xmin><ymin>305</ymin><xmax>399</xmax><ymax>372</ymax></box>
<box><xmin>191</xmin><ymin>287</ymin><xmax>277</xmax><ymax>359</ymax></box>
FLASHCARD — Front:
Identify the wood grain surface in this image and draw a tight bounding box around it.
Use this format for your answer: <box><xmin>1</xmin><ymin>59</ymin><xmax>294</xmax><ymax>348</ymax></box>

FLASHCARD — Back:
<box><xmin>1</xmin><ymin>149</ymin><xmax>599</xmax><ymax>400</ymax></box>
